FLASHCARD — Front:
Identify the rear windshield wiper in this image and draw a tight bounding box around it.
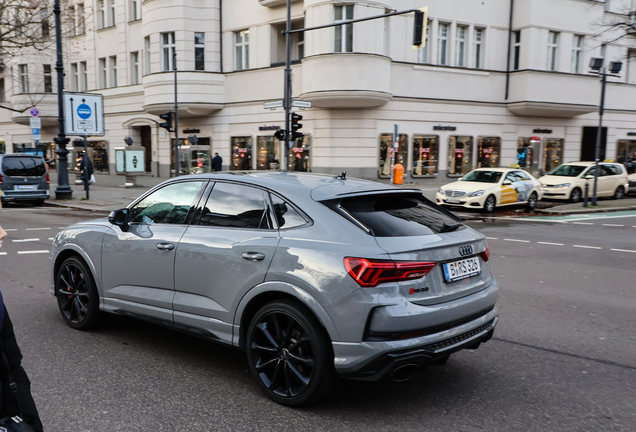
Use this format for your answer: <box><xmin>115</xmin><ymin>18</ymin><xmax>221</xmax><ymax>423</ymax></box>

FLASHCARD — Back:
<box><xmin>440</xmin><ymin>222</ymin><xmax>462</xmax><ymax>233</ymax></box>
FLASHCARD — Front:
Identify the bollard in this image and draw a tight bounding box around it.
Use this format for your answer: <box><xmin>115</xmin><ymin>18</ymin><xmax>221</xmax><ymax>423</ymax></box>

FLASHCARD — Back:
<box><xmin>584</xmin><ymin>181</ymin><xmax>589</xmax><ymax>207</ymax></box>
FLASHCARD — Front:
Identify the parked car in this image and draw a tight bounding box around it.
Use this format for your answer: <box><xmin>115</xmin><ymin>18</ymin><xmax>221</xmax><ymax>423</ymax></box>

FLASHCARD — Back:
<box><xmin>436</xmin><ymin>167</ymin><xmax>542</xmax><ymax>212</ymax></box>
<box><xmin>539</xmin><ymin>161</ymin><xmax>629</xmax><ymax>202</ymax></box>
<box><xmin>628</xmin><ymin>173</ymin><xmax>636</xmax><ymax>195</ymax></box>
<box><xmin>0</xmin><ymin>154</ymin><xmax>50</xmax><ymax>206</ymax></box>
<box><xmin>51</xmin><ymin>172</ymin><xmax>499</xmax><ymax>406</ymax></box>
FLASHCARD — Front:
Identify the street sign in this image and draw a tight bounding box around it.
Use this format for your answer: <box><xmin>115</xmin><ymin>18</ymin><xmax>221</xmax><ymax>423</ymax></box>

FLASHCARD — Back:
<box><xmin>264</xmin><ymin>101</ymin><xmax>283</xmax><ymax>109</ymax></box>
<box><xmin>32</xmin><ymin>128</ymin><xmax>39</xmax><ymax>135</ymax></box>
<box><xmin>30</xmin><ymin>107</ymin><xmax>40</xmax><ymax>117</ymax></box>
<box><xmin>292</xmin><ymin>100</ymin><xmax>312</xmax><ymax>108</ymax></box>
<box><xmin>29</xmin><ymin>117</ymin><xmax>41</xmax><ymax>128</ymax></box>
<box><xmin>63</xmin><ymin>92</ymin><xmax>105</xmax><ymax>136</ymax></box>
<box><xmin>31</xmin><ymin>134</ymin><xmax>42</xmax><ymax>141</ymax></box>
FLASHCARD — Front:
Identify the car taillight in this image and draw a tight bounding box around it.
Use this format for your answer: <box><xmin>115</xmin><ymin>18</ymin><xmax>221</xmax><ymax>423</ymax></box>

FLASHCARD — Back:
<box><xmin>0</xmin><ymin>173</ymin><xmax>2</xmax><ymax>185</ymax></box>
<box><xmin>46</xmin><ymin>172</ymin><xmax>50</xmax><ymax>184</ymax></box>
<box><xmin>480</xmin><ymin>245</ymin><xmax>490</xmax><ymax>262</ymax></box>
<box><xmin>344</xmin><ymin>257</ymin><xmax>436</xmax><ymax>287</ymax></box>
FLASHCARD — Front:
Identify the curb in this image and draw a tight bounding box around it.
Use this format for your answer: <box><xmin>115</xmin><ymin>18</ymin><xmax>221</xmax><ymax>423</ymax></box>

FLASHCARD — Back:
<box><xmin>534</xmin><ymin>205</ymin><xmax>636</xmax><ymax>215</ymax></box>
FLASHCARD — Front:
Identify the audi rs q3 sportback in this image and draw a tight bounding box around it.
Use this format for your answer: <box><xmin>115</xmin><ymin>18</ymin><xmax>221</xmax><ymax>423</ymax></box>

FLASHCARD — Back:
<box><xmin>51</xmin><ymin>172</ymin><xmax>498</xmax><ymax>406</ymax></box>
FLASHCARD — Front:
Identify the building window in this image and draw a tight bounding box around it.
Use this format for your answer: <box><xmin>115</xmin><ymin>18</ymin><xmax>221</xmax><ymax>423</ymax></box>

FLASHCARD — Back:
<box><xmin>231</xmin><ymin>136</ymin><xmax>253</xmax><ymax>170</ymax></box>
<box><xmin>18</xmin><ymin>65</ymin><xmax>28</xmax><ymax>93</ymax></box>
<box><xmin>44</xmin><ymin>64</ymin><xmax>53</xmax><ymax>93</ymax></box>
<box><xmin>513</xmin><ymin>31</ymin><xmax>520</xmax><ymax>70</ymax></box>
<box><xmin>257</xmin><ymin>136</ymin><xmax>281</xmax><ymax>170</ymax></box>
<box><xmin>447</xmin><ymin>136</ymin><xmax>473</xmax><ymax>176</ymax></box>
<box><xmin>77</xmin><ymin>4</ymin><xmax>85</xmax><ymax>34</ymax></box>
<box><xmin>437</xmin><ymin>23</ymin><xmax>449</xmax><ymax>65</ymax></box>
<box><xmin>417</xmin><ymin>21</ymin><xmax>430</xmax><ymax>63</ymax></box>
<box><xmin>99</xmin><ymin>0</ymin><xmax>106</xmax><ymax>28</ymax></box>
<box><xmin>234</xmin><ymin>30</ymin><xmax>249</xmax><ymax>70</ymax></box>
<box><xmin>572</xmin><ymin>35</ymin><xmax>582</xmax><ymax>73</ymax></box>
<box><xmin>547</xmin><ymin>31</ymin><xmax>559</xmax><ymax>71</ymax></box>
<box><xmin>296</xmin><ymin>32</ymin><xmax>304</xmax><ymax>60</ymax></box>
<box><xmin>473</xmin><ymin>28</ymin><xmax>484</xmax><ymax>69</ymax></box>
<box><xmin>80</xmin><ymin>61</ymin><xmax>87</xmax><ymax>91</ymax></box>
<box><xmin>110</xmin><ymin>0</ymin><xmax>116</xmax><ymax>26</ymax></box>
<box><xmin>616</xmin><ymin>140</ymin><xmax>636</xmax><ymax>171</ymax></box>
<box><xmin>334</xmin><ymin>4</ymin><xmax>353</xmax><ymax>53</ymax></box>
<box><xmin>99</xmin><ymin>58</ymin><xmax>107</xmax><ymax>88</ymax></box>
<box><xmin>195</xmin><ymin>32</ymin><xmax>205</xmax><ymax>71</ymax></box>
<box><xmin>41</xmin><ymin>6</ymin><xmax>50</xmax><ymax>38</ymax></box>
<box><xmin>71</xmin><ymin>63</ymin><xmax>78</xmax><ymax>91</ymax></box>
<box><xmin>477</xmin><ymin>137</ymin><xmax>501</xmax><ymax>168</ymax></box>
<box><xmin>70</xmin><ymin>6</ymin><xmax>76</xmax><ymax>36</ymax></box>
<box><xmin>517</xmin><ymin>137</ymin><xmax>541</xmax><ymax>175</ymax></box>
<box><xmin>110</xmin><ymin>56</ymin><xmax>117</xmax><ymax>87</ymax></box>
<box><xmin>289</xmin><ymin>135</ymin><xmax>310</xmax><ymax>172</ymax></box>
<box><xmin>130</xmin><ymin>0</ymin><xmax>139</xmax><ymax>21</ymax></box>
<box><xmin>456</xmin><ymin>25</ymin><xmax>467</xmax><ymax>67</ymax></box>
<box><xmin>412</xmin><ymin>135</ymin><xmax>439</xmax><ymax>176</ymax></box>
<box><xmin>131</xmin><ymin>52</ymin><xmax>139</xmax><ymax>84</ymax></box>
<box><xmin>378</xmin><ymin>134</ymin><xmax>408</xmax><ymax>178</ymax></box>
<box><xmin>161</xmin><ymin>32</ymin><xmax>175</xmax><ymax>71</ymax></box>
<box><xmin>543</xmin><ymin>138</ymin><xmax>564</xmax><ymax>172</ymax></box>
<box><xmin>144</xmin><ymin>36</ymin><xmax>151</xmax><ymax>75</ymax></box>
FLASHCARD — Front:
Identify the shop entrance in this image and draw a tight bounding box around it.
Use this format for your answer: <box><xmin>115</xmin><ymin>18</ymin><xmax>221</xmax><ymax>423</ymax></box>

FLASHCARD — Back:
<box><xmin>140</xmin><ymin>126</ymin><xmax>152</xmax><ymax>172</ymax></box>
<box><xmin>580</xmin><ymin>126</ymin><xmax>606</xmax><ymax>161</ymax></box>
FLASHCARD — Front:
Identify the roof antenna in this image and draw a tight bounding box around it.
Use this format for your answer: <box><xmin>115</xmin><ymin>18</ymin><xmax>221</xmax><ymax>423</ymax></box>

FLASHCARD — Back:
<box><xmin>334</xmin><ymin>171</ymin><xmax>347</xmax><ymax>180</ymax></box>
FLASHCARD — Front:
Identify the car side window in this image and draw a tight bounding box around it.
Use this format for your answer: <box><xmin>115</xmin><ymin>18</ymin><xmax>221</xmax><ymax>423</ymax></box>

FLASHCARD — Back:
<box><xmin>504</xmin><ymin>172</ymin><xmax>518</xmax><ymax>183</ymax></box>
<box><xmin>199</xmin><ymin>182</ymin><xmax>272</xmax><ymax>229</ymax></box>
<box><xmin>599</xmin><ymin>165</ymin><xmax>613</xmax><ymax>177</ymax></box>
<box><xmin>129</xmin><ymin>181</ymin><xmax>205</xmax><ymax>225</ymax></box>
<box><xmin>515</xmin><ymin>171</ymin><xmax>531</xmax><ymax>181</ymax></box>
<box><xmin>270</xmin><ymin>194</ymin><xmax>307</xmax><ymax>229</ymax></box>
<box><xmin>608</xmin><ymin>165</ymin><xmax>622</xmax><ymax>175</ymax></box>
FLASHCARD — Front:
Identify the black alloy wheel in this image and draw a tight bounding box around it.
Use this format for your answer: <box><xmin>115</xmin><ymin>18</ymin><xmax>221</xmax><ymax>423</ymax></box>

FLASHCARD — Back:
<box><xmin>56</xmin><ymin>256</ymin><xmax>103</xmax><ymax>330</ymax></box>
<box><xmin>246</xmin><ymin>300</ymin><xmax>334</xmax><ymax>407</ymax></box>
<box><xmin>526</xmin><ymin>192</ymin><xmax>538</xmax><ymax>211</ymax></box>
<box><xmin>570</xmin><ymin>187</ymin><xmax>582</xmax><ymax>203</ymax></box>
<box><xmin>483</xmin><ymin>195</ymin><xmax>496</xmax><ymax>213</ymax></box>
<box><xmin>614</xmin><ymin>186</ymin><xmax>625</xmax><ymax>200</ymax></box>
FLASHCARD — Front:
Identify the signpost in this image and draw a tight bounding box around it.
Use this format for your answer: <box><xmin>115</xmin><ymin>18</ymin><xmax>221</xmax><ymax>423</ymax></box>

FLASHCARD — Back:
<box><xmin>63</xmin><ymin>92</ymin><xmax>105</xmax><ymax>199</ymax></box>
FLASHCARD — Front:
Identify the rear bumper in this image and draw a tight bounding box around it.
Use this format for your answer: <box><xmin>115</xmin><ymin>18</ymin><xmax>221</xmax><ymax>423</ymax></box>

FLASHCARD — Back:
<box><xmin>1</xmin><ymin>190</ymin><xmax>50</xmax><ymax>202</ymax></box>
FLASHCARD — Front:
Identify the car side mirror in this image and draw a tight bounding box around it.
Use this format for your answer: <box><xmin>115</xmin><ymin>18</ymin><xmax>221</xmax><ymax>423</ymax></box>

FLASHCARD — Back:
<box><xmin>108</xmin><ymin>208</ymin><xmax>129</xmax><ymax>232</ymax></box>
<box><xmin>503</xmin><ymin>180</ymin><xmax>512</xmax><ymax>185</ymax></box>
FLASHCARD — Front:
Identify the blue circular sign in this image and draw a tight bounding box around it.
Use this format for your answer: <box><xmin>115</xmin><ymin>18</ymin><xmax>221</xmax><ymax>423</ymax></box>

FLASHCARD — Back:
<box><xmin>77</xmin><ymin>104</ymin><xmax>91</xmax><ymax>119</ymax></box>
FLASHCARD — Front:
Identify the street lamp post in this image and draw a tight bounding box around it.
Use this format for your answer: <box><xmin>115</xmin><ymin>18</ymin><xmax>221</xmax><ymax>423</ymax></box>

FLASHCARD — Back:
<box><xmin>588</xmin><ymin>58</ymin><xmax>621</xmax><ymax>206</ymax></box>
<box><xmin>53</xmin><ymin>0</ymin><xmax>72</xmax><ymax>199</ymax></box>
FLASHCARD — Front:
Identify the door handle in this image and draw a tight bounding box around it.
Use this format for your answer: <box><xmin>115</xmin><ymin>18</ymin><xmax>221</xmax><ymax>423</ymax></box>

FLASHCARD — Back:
<box><xmin>242</xmin><ymin>252</ymin><xmax>265</xmax><ymax>261</ymax></box>
<box><xmin>156</xmin><ymin>243</ymin><xmax>175</xmax><ymax>251</ymax></box>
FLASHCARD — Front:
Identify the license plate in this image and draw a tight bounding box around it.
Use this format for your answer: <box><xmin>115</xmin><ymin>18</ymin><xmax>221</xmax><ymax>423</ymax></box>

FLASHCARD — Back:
<box><xmin>15</xmin><ymin>185</ymin><xmax>36</xmax><ymax>191</ymax></box>
<box><xmin>445</xmin><ymin>199</ymin><xmax>461</xmax><ymax>204</ymax></box>
<box><xmin>443</xmin><ymin>257</ymin><xmax>481</xmax><ymax>282</ymax></box>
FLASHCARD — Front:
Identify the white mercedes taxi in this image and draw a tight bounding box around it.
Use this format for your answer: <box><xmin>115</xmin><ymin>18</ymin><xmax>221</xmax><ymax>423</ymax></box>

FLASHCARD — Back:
<box><xmin>436</xmin><ymin>168</ymin><xmax>543</xmax><ymax>212</ymax></box>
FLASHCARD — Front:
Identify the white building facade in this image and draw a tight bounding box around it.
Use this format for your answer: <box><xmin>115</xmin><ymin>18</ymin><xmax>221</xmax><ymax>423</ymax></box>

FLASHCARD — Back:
<box><xmin>2</xmin><ymin>0</ymin><xmax>636</xmax><ymax>181</ymax></box>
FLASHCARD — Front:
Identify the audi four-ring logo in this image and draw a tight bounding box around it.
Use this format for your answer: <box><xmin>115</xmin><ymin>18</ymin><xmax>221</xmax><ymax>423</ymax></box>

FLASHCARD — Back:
<box><xmin>459</xmin><ymin>245</ymin><xmax>474</xmax><ymax>256</ymax></box>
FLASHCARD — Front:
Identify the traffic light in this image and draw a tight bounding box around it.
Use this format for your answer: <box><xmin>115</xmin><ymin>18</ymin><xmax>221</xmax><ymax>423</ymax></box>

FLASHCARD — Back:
<box><xmin>159</xmin><ymin>111</ymin><xmax>174</xmax><ymax>132</ymax></box>
<box><xmin>290</xmin><ymin>112</ymin><xmax>303</xmax><ymax>140</ymax></box>
<box><xmin>412</xmin><ymin>7</ymin><xmax>428</xmax><ymax>49</ymax></box>
<box><xmin>274</xmin><ymin>129</ymin><xmax>286</xmax><ymax>141</ymax></box>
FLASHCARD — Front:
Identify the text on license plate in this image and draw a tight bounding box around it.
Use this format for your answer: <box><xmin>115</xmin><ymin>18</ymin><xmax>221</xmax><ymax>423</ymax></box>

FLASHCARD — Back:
<box><xmin>15</xmin><ymin>185</ymin><xmax>36</xmax><ymax>191</ymax></box>
<box><xmin>443</xmin><ymin>257</ymin><xmax>481</xmax><ymax>282</ymax></box>
<box><xmin>445</xmin><ymin>199</ymin><xmax>461</xmax><ymax>204</ymax></box>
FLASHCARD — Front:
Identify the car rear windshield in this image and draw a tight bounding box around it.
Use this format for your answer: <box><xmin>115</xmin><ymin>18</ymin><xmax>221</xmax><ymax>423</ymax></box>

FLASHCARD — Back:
<box><xmin>326</xmin><ymin>193</ymin><xmax>463</xmax><ymax>237</ymax></box>
<box><xmin>461</xmin><ymin>171</ymin><xmax>503</xmax><ymax>183</ymax></box>
<box><xmin>1</xmin><ymin>157</ymin><xmax>46</xmax><ymax>177</ymax></box>
<box><xmin>547</xmin><ymin>165</ymin><xmax>586</xmax><ymax>177</ymax></box>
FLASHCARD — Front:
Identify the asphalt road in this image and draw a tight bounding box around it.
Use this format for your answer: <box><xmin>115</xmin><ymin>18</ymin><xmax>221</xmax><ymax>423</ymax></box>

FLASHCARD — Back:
<box><xmin>0</xmin><ymin>207</ymin><xmax>634</xmax><ymax>431</ymax></box>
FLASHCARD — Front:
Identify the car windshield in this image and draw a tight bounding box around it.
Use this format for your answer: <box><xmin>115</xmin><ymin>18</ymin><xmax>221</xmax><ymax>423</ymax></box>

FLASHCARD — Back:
<box><xmin>1</xmin><ymin>157</ymin><xmax>46</xmax><ymax>177</ymax></box>
<box><xmin>461</xmin><ymin>171</ymin><xmax>503</xmax><ymax>183</ymax></box>
<box><xmin>547</xmin><ymin>165</ymin><xmax>586</xmax><ymax>177</ymax></box>
<box><xmin>332</xmin><ymin>193</ymin><xmax>463</xmax><ymax>237</ymax></box>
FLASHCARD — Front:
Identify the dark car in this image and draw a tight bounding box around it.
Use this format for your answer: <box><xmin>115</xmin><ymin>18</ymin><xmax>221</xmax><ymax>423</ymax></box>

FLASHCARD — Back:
<box><xmin>0</xmin><ymin>155</ymin><xmax>50</xmax><ymax>206</ymax></box>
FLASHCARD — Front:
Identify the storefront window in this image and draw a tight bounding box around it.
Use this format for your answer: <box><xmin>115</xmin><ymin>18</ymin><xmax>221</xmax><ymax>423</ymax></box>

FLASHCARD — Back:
<box><xmin>257</xmin><ymin>136</ymin><xmax>280</xmax><ymax>170</ymax></box>
<box><xmin>617</xmin><ymin>140</ymin><xmax>636</xmax><ymax>173</ymax></box>
<box><xmin>477</xmin><ymin>136</ymin><xmax>501</xmax><ymax>168</ymax></box>
<box><xmin>412</xmin><ymin>135</ymin><xmax>439</xmax><ymax>176</ymax></box>
<box><xmin>289</xmin><ymin>135</ymin><xmax>311</xmax><ymax>172</ymax></box>
<box><xmin>71</xmin><ymin>139</ymin><xmax>110</xmax><ymax>174</ymax></box>
<box><xmin>543</xmin><ymin>138</ymin><xmax>564</xmax><ymax>173</ymax></box>
<box><xmin>447</xmin><ymin>136</ymin><xmax>473</xmax><ymax>176</ymax></box>
<box><xmin>0</xmin><ymin>140</ymin><xmax>5</xmax><ymax>154</ymax></box>
<box><xmin>378</xmin><ymin>133</ymin><xmax>408</xmax><ymax>178</ymax></box>
<box><xmin>231</xmin><ymin>136</ymin><xmax>253</xmax><ymax>170</ymax></box>
<box><xmin>517</xmin><ymin>137</ymin><xmax>541</xmax><ymax>176</ymax></box>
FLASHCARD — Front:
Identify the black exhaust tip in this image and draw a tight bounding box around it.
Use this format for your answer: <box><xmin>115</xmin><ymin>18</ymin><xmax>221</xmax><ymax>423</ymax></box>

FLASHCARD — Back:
<box><xmin>390</xmin><ymin>364</ymin><xmax>420</xmax><ymax>382</ymax></box>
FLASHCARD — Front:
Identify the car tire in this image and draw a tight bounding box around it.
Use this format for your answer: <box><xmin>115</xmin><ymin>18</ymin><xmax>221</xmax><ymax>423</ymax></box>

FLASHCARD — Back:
<box><xmin>526</xmin><ymin>192</ymin><xmax>538</xmax><ymax>212</ymax></box>
<box><xmin>55</xmin><ymin>256</ymin><xmax>105</xmax><ymax>330</ymax></box>
<box><xmin>614</xmin><ymin>186</ymin><xmax>625</xmax><ymax>200</ymax></box>
<box><xmin>570</xmin><ymin>187</ymin><xmax>582</xmax><ymax>203</ymax></box>
<box><xmin>483</xmin><ymin>195</ymin><xmax>496</xmax><ymax>213</ymax></box>
<box><xmin>32</xmin><ymin>200</ymin><xmax>45</xmax><ymax>207</ymax></box>
<box><xmin>246</xmin><ymin>299</ymin><xmax>334</xmax><ymax>407</ymax></box>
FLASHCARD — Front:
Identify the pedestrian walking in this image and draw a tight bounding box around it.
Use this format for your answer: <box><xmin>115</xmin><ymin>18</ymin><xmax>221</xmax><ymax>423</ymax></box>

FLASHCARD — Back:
<box><xmin>212</xmin><ymin>153</ymin><xmax>223</xmax><ymax>171</ymax></box>
<box><xmin>79</xmin><ymin>154</ymin><xmax>94</xmax><ymax>186</ymax></box>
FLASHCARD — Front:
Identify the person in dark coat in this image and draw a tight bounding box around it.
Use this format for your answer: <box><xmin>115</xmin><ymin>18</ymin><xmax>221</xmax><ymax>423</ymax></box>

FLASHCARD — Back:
<box><xmin>212</xmin><ymin>153</ymin><xmax>223</xmax><ymax>171</ymax></box>
<box><xmin>79</xmin><ymin>154</ymin><xmax>94</xmax><ymax>182</ymax></box>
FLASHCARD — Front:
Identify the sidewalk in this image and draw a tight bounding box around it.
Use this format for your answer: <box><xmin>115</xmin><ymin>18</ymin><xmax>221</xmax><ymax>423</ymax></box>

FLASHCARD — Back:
<box><xmin>534</xmin><ymin>197</ymin><xmax>636</xmax><ymax>214</ymax></box>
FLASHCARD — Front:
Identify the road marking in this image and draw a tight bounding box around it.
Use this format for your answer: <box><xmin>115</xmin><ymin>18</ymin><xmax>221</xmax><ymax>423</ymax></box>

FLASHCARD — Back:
<box><xmin>504</xmin><ymin>238</ymin><xmax>531</xmax><ymax>243</ymax></box>
<box><xmin>572</xmin><ymin>222</ymin><xmax>593</xmax><ymax>225</ymax></box>
<box><xmin>17</xmin><ymin>250</ymin><xmax>49</xmax><ymax>255</ymax></box>
<box><xmin>602</xmin><ymin>224</ymin><xmax>624</xmax><ymax>227</ymax></box>
<box><xmin>486</xmin><ymin>237</ymin><xmax>498</xmax><ymax>240</ymax></box>
<box><xmin>3</xmin><ymin>229</ymin><xmax>17</xmax><ymax>232</ymax></box>
<box><xmin>610</xmin><ymin>248</ymin><xmax>636</xmax><ymax>253</ymax></box>
<box><xmin>0</xmin><ymin>252</ymin><xmax>6</xmax><ymax>256</ymax></box>
<box><xmin>25</xmin><ymin>227</ymin><xmax>51</xmax><ymax>231</ymax></box>
<box><xmin>12</xmin><ymin>238</ymin><xmax>39</xmax><ymax>243</ymax></box>
<box><xmin>537</xmin><ymin>242</ymin><xmax>564</xmax><ymax>246</ymax></box>
<box><xmin>565</xmin><ymin>214</ymin><xmax>636</xmax><ymax>222</ymax></box>
<box><xmin>48</xmin><ymin>238</ymin><xmax>55</xmax><ymax>241</ymax></box>
<box><xmin>573</xmin><ymin>245</ymin><xmax>602</xmax><ymax>250</ymax></box>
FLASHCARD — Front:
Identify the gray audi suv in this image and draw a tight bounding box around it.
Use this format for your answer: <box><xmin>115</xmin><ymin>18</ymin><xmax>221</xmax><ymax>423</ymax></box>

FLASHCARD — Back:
<box><xmin>51</xmin><ymin>172</ymin><xmax>498</xmax><ymax>406</ymax></box>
